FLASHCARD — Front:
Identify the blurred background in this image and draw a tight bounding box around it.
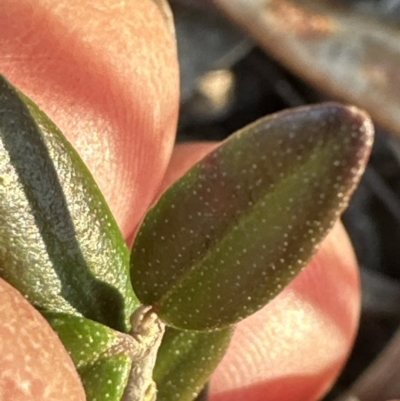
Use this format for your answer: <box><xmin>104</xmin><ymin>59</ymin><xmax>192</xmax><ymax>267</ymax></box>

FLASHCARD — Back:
<box><xmin>169</xmin><ymin>1</ymin><xmax>400</xmax><ymax>400</ymax></box>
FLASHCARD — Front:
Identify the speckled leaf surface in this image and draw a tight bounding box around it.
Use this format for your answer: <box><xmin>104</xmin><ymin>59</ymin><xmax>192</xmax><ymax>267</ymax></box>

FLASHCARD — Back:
<box><xmin>131</xmin><ymin>103</ymin><xmax>374</xmax><ymax>330</ymax></box>
<box><xmin>79</xmin><ymin>354</ymin><xmax>132</xmax><ymax>401</ymax></box>
<box><xmin>44</xmin><ymin>312</ymin><xmax>122</xmax><ymax>369</ymax></box>
<box><xmin>45</xmin><ymin>312</ymin><xmax>132</xmax><ymax>401</ymax></box>
<box><xmin>154</xmin><ymin>326</ymin><xmax>233</xmax><ymax>401</ymax></box>
<box><xmin>0</xmin><ymin>76</ymin><xmax>138</xmax><ymax>332</ymax></box>
<box><xmin>45</xmin><ymin>309</ymin><xmax>165</xmax><ymax>401</ymax></box>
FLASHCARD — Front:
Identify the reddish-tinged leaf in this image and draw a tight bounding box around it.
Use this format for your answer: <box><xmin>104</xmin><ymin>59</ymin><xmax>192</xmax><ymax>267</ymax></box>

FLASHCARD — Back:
<box><xmin>131</xmin><ymin>103</ymin><xmax>373</xmax><ymax>330</ymax></box>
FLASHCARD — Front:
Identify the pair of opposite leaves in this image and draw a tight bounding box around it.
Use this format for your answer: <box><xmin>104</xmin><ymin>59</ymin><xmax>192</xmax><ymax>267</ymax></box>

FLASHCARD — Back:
<box><xmin>0</xmin><ymin>75</ymin><xmax>373</xmax><ymax>401</ymax></box>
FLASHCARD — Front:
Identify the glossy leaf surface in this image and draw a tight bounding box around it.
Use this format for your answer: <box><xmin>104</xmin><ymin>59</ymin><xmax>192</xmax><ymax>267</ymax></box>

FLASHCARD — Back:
<box><xmin>0</xmin><ymin>75</ymin><xmax>138</xmax><ymax>332</ymax></box>
<box><xmin>154</xmin><ymin>326</ymin><xmax>233</xmax><ymax>401</ymax></box>
<box><xmin>45</xmin><ymin>312</ymin><xmax>132</xmax><ymax>401</ymax></box>
<box><xmin>131</xmin><ymin>103</ymin><xmax>373</xmax><ymax>330</ymax></box>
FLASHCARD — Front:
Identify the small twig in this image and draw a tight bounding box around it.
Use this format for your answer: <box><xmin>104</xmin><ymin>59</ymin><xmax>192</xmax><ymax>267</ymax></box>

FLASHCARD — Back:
<box><xmin>363</xmin><ymin>166</ymin><xmax>400</xmax><ymax>226</ymax></box>
<box><xmin>334</xmin><ymin>326</ymin><xmax>400</xmax><ymax>401</ymax></box>
<box><xmin>361</xmin><ymin>268</ymin><xmax>400</xmax><ymax>319</ymax></box>
<box><xmin>210</xmin><ymin>0</ymin><xmax>400</xmax><ymax>137</ymax></box>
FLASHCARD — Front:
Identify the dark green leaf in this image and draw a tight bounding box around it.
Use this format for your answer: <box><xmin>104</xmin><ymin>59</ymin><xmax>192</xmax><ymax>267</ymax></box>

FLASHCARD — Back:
<box><xmin>154</xmin><ymin>326</ymin><xmax>233</xmax><ymax>401</ymax></box>
<box><xmin>131</xmin><ymin>103</ymin><xmax>373</xmax><ymax>330</ymax></box>
<box><xmin>0</xmin><ymin>75</ymin><xmax>138</xmax><ymax>332</ymax></box>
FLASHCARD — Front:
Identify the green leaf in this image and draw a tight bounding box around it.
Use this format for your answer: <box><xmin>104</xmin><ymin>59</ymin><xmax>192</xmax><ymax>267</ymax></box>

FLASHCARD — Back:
<box><xmin>45</xmin><ymin>310</ymin><xmax>165</xmax><ymax>401</ymax></box>
<box><xmin>80</xmin><ymin>354</ymin><xmax>132</xmax><ymax>401</ymax></box>
<box><xmin>0</xmin><ymin>75</ymin><xmax>138</xmax><ymax>332</ymax></box>
<box><xmin>154</xmin><ymin>326</ymin><xmax>233</xmax><ymax>401</ymax></box>
<box><xmin>45</xmin><ymin>312</ymin><xmax>132</xmax><ymax>401</ymax></box>
<box><xmin>131</xmin><ymin>103</ymin><xmax>373</xmax><ymax>330</ymax></box>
